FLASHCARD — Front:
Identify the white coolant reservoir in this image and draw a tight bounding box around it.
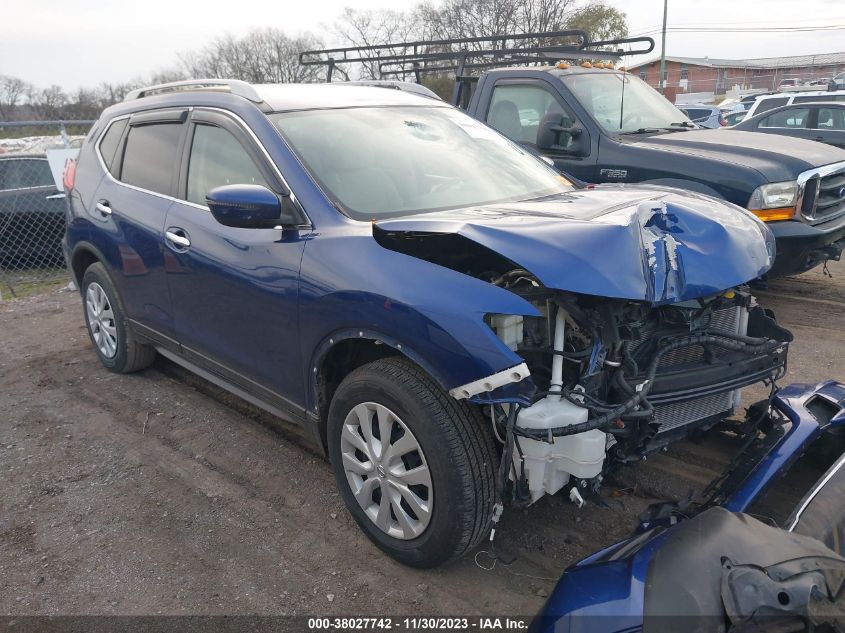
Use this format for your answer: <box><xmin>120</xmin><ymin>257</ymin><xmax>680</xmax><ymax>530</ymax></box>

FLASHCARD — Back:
<box><xmin>514</xmin><ymin>397</ymin><xmax>606</xmax><ymax>503</ymax></box>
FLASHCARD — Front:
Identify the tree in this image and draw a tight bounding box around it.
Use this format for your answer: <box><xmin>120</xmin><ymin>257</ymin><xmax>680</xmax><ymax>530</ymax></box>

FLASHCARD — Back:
<box><xmin>0</xmin><ymin>75</ymin><xmax>30</xmax><ymax>120</ymax></box>
<box><xmin>566</xmin><ymin>2</ymin><xmax>627</xmax><ymax>43</ymax></box>
<box><xmin>333</xmin><ymin>8</ymin><xmax>422</xmax><ymax>79</ymax></box>
<box><xmin>181</xmin><ymin>28</ymin><xmax>325</xmax><ymax>83</ymax></box>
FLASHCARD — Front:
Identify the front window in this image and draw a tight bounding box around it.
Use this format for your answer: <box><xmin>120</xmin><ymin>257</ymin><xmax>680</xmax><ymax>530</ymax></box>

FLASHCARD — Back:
<box><xmin>561</xmin><ymin>72</ymin><xmax>691</xmax><ymax>134</ymax></box>
<box><xmin>271</xmin><ymin>106</ymin><xmax>571</xmax><ymax>219</ymax></box>
<box><xmin>486</xmin><ymin>83</ymin><xmax>567</xmax><ymax>146</ymax></box>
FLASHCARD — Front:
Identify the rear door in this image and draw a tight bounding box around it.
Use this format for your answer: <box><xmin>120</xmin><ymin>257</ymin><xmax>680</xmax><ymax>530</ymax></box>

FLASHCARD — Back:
<box><xmin>90</xmin><ymin>110</ymin><xmax>187</xmax><ymax>346</ymax></box>
<box><xmin>810</xmin><ymin>107</ymin><xmax>845</xmax><ymax>148</ymax></box>
<box><xmin>481</xmin><ymin>79</ymin><xmax>597</xmax><ymax>181</ymax></box>
<box><xmin>755</xmin><ymin>107</ymin><xmax>812</xmax><ymax>142</ymax></box>
<box><xmin>0</xmin><ymin>156</ymin><xmax>65</xmax><ymax>269</ymax></box>
<box><xmin>163</xmin><ymin>109</ymin><xmax>308</xmax><ymax>416</ymax></box>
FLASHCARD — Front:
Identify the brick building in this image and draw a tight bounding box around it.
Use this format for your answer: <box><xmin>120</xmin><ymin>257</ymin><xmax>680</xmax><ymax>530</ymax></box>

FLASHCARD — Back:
<box><xmin>628</xmin><ymin>52</ymin><xmax>845</xmax><ymax>95</ymax></box>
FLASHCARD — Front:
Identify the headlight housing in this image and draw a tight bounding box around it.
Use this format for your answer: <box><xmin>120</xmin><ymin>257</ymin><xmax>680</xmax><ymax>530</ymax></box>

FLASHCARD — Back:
<box><xmin>747</xmin><ymin>181</ymin><xmax>798</xmax><ymax>221</ymax></box>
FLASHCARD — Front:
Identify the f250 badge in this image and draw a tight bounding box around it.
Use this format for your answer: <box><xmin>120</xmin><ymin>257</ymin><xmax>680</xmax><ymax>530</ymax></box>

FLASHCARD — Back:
<box><xmin>599</xmin><ymin>168</ymin><xmax>628</xmax><ymax>180</ymax></box>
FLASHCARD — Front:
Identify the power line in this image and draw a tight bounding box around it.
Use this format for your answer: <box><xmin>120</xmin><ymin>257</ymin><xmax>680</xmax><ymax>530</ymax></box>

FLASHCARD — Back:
<box><xmin>629</xmin><ymin>24</ymin><xmax>845</xmax><ymax>37</ymax></box>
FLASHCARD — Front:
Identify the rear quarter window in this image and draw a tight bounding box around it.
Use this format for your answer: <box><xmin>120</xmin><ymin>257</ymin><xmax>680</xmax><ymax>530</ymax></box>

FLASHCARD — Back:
<box><xmin>120</xmin><ymin>122</ymin><xmax>183</xmax><ymax>195</ymax></box>
<box><xmin>98</xmin><ymin>118</ymin><xmax>129</xmax><ymax>174</ymax></box>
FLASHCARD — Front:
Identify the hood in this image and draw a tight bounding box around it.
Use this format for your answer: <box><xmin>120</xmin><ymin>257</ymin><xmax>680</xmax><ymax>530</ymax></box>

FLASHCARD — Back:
<box><xmin>626</xmin><ymin>129</ymin><xmax>845</xmax><ymax>181</ymax></box>
<box><xmin>374</xmin><ymin>185</ymin><xmax>774</xmax><ymax>305</ymax></box>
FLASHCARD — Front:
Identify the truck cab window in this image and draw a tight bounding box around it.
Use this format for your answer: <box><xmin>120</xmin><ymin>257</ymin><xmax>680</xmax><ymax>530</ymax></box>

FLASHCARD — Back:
<box><xmin>487</xmin><ymin>84</ymin><xmax>568</xmax><ymax>146</ymax></box>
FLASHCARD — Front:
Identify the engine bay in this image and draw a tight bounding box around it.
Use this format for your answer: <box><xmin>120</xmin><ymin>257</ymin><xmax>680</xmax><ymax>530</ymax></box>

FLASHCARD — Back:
<box><xmin>483</xmin><ymin>269</ymin><xmax>792</xmax><ymax>505</ymax></box>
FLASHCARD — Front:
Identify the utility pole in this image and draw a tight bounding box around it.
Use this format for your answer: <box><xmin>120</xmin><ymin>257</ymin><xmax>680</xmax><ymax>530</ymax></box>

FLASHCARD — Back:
<box><xmin>659</xmin><ymin>0</ymin><xmax>668</xmax><ymax>93</ymax></box>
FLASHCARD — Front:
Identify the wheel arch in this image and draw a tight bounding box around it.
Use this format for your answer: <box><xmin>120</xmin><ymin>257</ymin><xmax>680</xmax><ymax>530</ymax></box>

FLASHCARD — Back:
<box><xmin>70</xmin><ymin>241</ymin><xmax>110</xmax><ymax>290</ymax></box>
<box><xmin>308</xmin><ymin>329</ymin><xmax>456</xmax><ymax>451</ymax></box>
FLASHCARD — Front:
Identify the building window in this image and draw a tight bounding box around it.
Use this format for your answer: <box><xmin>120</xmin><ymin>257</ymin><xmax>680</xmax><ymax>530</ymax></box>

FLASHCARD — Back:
<box><xmin>680</xmin><ymin>64</ymin><xmax>689</xmax><ymax>80</ymax></box>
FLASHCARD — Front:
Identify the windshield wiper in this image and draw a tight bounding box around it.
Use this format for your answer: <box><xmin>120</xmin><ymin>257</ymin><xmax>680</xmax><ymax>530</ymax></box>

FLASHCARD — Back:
<box><xmin>620</xmin><ymin>127</ymin><xmax>663</xmax><ymax>135</ymax></box>
<box><xmin>669</xmin><ymin>121</ymin><xmax>697</xmax><ymax>129</ymax></box>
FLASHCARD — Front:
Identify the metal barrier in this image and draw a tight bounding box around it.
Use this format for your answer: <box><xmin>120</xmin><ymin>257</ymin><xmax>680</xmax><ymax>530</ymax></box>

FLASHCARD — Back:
<box><xmin>0</xmin><ymin>120</ymin><xmax>94</xmax><ymax>299</ymax></box>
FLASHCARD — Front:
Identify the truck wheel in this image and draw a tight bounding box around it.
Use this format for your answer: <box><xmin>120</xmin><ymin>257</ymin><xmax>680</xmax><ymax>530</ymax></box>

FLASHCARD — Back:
<box><xmin>81</xmin><ymin>262</ymin><xmax>156</xmax><ymax>373</ymax></box>
<box><xmin>327</xmin><ymin>357</ymin><xmax>497</xmax><ymax>567</ymax></box>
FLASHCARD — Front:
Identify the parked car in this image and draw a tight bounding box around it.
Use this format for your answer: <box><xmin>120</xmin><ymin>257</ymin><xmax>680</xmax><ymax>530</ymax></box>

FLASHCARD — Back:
<box><xmin>746</xmin><ymin>89</ymin><xmax>845</xmax><ymax>118</ymax></box>
<box><xmin>722</xmin><ymin>110</ymin><xmax>747</xmax><ymax>126</ymax></box>
<box><xmin>533</xmin><ymin>380</ymin><xmax>845</xmax><ymax>632</ymax></box>
<box><xmin>732</xmin><ymin>102</ymin><xmax>845</xmax><ymax>149</ymax></box>
<box><xmin>0</xmin><ymin>154</ymin><xmax>67</xmax><ymax>269</ymax></box>
<box><xmin>66</xmin><ymin>79</ymin><xmax>792</xmax><ymax>567</ymax></box>
<box><xmin>829</xmin><ymin>72</ymin><xmax>845</xmax><ymax>92</ymax></box>
<box><xmin>307</xmin><ymin>38</ymin><xmax>845</xmax><ymax>277</ymax></box>
<box><xmin>778</xmin><ymin>78</ymin><xmax>801</xmax><ymax>90</ymax></box>
<box><xmin>678</xmin><ymin>104</ymin><xmax>724</xmax><ymax>128</ymax></box>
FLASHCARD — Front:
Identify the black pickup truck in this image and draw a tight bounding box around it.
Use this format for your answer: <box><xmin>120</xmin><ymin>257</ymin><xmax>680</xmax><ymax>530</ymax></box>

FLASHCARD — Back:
<box><xmin>465</xmin><ymin>65</ymin><xmax>845</xmax><ymax>277</ymax></box>
<box><xmin>301</xmin><ymin>33</ymin><xmax>845</xmax><ymax>277</ymax></box>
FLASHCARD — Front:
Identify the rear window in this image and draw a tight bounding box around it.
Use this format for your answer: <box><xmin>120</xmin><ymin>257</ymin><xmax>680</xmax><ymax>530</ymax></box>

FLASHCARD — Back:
<box><xmin>794</xmin><ymin>95</ymin><xmax>836</xmax><ymax>104</ymax></box>
<box><xmin>120</xmin><ymin>122</ymin><xmax>182</xmax><ymax>196</ymax></box>
<box><xmin>755</xmin><ymin>97</ymin><xmax>789</xmax><ymax>115</ymax></box>
<box><xmin>683</xmin><ymin>108</ymin><xmax>712</xmax><ymax>121</ymax></box>
<box><xmin>0</xmin><ymin>158</ymin><xmax>55</xmax><ymax>191</ymax></box>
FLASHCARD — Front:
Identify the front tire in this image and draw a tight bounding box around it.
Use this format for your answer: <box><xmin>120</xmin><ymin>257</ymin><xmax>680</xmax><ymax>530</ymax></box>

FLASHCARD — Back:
<box><xmin>81</xmin><ymin>262</ymin><xmax>156</xmax><ymax>374</ymax></box>
<box><xmin>328</xmin><ymin>357</ymin><xmax>497</xmax><ymax>567</ymax></box>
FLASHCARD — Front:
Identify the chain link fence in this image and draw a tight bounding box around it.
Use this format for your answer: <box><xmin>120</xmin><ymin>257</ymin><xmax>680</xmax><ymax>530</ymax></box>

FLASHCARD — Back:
<box><xmin>0</xmin><ymin>121</ymin><xmax>93</xmax><ymax>299</ymax></box>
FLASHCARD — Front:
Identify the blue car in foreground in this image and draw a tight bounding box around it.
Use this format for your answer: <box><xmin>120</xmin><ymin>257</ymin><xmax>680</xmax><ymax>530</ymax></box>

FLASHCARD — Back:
<box><xmin>534</xmin><ymin>380</ymin><xmax>845</xmax><ymax>632</ymax></box>
<box><xmin>65</xmin><ymin>79</ymin><xmax>791</xmax><ymax>567</ymax></box>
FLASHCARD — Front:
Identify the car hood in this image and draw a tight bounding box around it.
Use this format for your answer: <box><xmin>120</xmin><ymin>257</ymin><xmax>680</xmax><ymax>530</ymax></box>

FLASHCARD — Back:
<box><xmin>626</xmin><ymin>129</ymin><xmax>845</xmax><ymax>180</ymax></box>
<box><xmin>374</xmin><ymin>185</ymin><xmax>774</xmax><ymax>305</ymax></box>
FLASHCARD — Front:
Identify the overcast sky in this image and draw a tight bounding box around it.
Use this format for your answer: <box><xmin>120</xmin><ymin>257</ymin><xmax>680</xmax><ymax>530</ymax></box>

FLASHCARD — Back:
<box><xmin>2</xmin><ymin>0</ymin><xmax>844</xmax><ymax>90</ymax></box>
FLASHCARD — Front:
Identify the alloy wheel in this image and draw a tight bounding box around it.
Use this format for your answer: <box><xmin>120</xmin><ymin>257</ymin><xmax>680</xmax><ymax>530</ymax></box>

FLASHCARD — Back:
<box><xmin>85</xmin><ymin>282</ymin><xmax>117</xmax><ymax>358</ymax></box>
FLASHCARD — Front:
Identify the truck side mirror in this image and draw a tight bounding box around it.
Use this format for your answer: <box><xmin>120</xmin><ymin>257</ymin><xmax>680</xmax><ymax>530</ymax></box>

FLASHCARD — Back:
<box><xmin>537</xmin><ymin>112</ymin><xmax>587</xmax><ymax>157</ymax></box>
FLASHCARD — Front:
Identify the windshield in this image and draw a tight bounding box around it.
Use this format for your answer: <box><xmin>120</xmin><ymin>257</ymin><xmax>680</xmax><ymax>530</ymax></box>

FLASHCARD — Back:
<box><xmin>562</xmin><ymin>72</ymin><xmax>692</xmax><ymax>134</ymax></box>
<box><xmin>271</xmin><ymin>106</ymin><xmax>571</xmax><ymax>219</ymax></box>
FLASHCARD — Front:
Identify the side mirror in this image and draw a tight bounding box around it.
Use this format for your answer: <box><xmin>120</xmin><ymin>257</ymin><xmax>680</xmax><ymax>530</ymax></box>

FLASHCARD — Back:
<box><xmin>537</xmin><ymin>112</ymin><xmax>588</xmax><ymax>157</ymax></box>
<box><xmin>206</xmin><ymin>184</ymin><xmax>303</xmax><ymax>229</ymax></box>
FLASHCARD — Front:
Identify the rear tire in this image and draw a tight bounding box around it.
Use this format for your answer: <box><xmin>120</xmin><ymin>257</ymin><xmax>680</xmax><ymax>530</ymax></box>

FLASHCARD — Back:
<box><xmin>328</xmin><ymin>357</ymin><xmax>497</xmax><ymax>567</ymax></box>
<box><xmin>81</xmin><ymin>262</ymin><xmax>156</xmax><ymax>374</ymax></box>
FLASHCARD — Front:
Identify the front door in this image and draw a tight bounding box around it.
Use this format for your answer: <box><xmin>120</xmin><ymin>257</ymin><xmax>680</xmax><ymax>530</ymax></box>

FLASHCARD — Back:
<box><xmin>483</xmin><ymin>79</ymin><xmax>596</xmax><ymax>182</ymax></box>
<box><xmin>164</xmin><ymin>109</ymin><xmax>308</xmax><ymax>416</ymax></box>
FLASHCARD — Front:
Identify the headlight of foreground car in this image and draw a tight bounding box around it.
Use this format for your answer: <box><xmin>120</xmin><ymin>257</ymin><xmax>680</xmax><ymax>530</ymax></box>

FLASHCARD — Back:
<box><xmin>747</xmin><ymin>181</ymin><xmax>799</xmax><ymax>221</ymax></box>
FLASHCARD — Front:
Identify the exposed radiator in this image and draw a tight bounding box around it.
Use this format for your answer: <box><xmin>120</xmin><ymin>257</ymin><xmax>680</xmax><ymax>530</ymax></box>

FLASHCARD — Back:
<box><xmin>654</xmin><ymin>390</ymin><xmax>735</xmax><ymax>433</ymax></box>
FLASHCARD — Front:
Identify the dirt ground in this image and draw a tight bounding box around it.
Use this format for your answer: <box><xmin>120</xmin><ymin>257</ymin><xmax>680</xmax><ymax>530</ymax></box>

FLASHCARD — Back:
<box><xmin>1</xmin><ymin>260</ymin><xmax>844</xmax><ymax>617</ymax></box>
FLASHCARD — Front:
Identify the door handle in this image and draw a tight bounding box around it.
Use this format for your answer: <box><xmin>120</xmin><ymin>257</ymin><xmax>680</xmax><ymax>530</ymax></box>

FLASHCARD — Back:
<box><xmin>95</xmin><ymin>200</ymin><xmax>112</xmax><ymax>216</ymax></box>
<box><xmin>814</xmin><ymin>136</ymin><xmax>827</xmax><ymax>142</ymax></box>
<box><xmin>165</xmin><ymin>228</ymin><xmax>191</xmax><ymax>249</ymax></box>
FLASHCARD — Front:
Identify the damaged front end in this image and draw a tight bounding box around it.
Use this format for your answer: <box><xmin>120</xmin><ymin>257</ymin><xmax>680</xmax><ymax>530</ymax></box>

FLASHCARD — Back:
<box><xmin>375</xmin><ymin>187</ymin><xmax>792</xmax><ymax>506</ymax></box>
<box><xmin>485</xmin><ymin>285</ymin><xmax>790</xmax><ymax>505</ymax></box>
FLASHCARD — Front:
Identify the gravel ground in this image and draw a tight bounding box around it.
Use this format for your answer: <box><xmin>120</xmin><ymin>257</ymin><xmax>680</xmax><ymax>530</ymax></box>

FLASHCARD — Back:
<box><xmin>1</xmin><ymin>260</ymin><xmax>844</xmax><ymax>617</ymax></box>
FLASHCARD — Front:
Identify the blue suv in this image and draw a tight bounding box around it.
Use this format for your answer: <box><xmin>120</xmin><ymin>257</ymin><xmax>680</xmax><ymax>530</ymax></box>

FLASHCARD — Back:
<box><xmin>65</xmin><ymin>79</ymin><xmax>791</xmax><ymax>567</ymax></box>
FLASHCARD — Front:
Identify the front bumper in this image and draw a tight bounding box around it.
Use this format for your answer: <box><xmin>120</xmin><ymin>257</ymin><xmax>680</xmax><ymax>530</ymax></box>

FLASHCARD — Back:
<box><xmin>767</xmin><ymin>213</ymin><xmax>845</xmax><ymax>277</ymax></box>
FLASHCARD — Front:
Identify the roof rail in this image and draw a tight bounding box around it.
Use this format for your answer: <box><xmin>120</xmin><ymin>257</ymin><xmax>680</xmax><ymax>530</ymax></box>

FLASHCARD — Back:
<box><xmin>123</xmin><ymin>79</ymin><xmax>264</xmax><ymax>103</ymax></box>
